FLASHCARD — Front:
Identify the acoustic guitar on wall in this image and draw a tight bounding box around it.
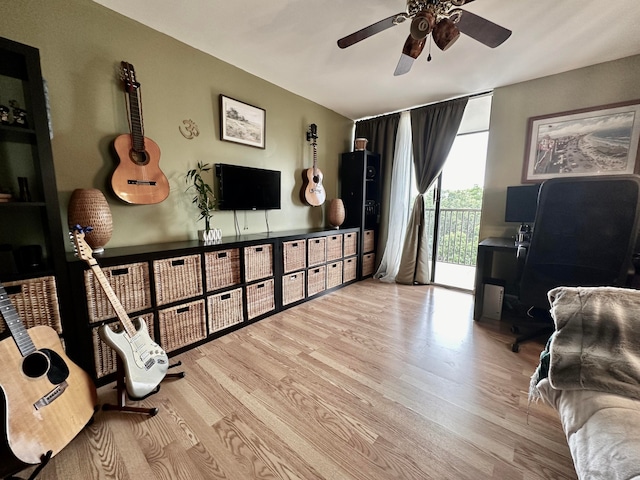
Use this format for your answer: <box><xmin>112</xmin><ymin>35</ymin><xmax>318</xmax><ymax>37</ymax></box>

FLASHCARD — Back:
<box><xmin>111</xmin><ymin>61</ymin><xmax>170</xmax><ymax>205</ymax></box>
<box><xmin>71</xmin><ymin>227</ymin><xmax>169</xmax><ymax>399</ymax></box>
<box><xmin>301</xmin><ymin>123</ymin><xmax>326</xmax><ymax>207</ymax></box>
<box><xmin>0</xmin><ymin>283</ymin><xmax>97</xmax><ymax>478</ymax></box>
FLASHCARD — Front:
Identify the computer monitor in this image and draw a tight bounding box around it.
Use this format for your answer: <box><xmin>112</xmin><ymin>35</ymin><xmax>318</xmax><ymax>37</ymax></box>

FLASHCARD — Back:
<box><xmin>505</xmin><ymin>184</ymin><xmax>540</xmax><ymax>223</ymax></box>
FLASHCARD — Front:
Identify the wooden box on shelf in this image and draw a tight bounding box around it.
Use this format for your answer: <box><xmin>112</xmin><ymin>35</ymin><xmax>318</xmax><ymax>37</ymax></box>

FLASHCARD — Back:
<box><xmin>363</xmin><ymin>229</ymin><xmax>375</xmax><ymax>253</ymax></box>
<box><xmin>205</xmin><ymin>248</ymin><xmax>240</xmax><ymax>291</ymax></box>
<box><xmin>154</xmin><ymin>254</ymin><xmax>202</xmax><ymax>306</ymax></box>
<box><xmin>158</xmin><ymin>299</ymin><xmax>207</xmax><ymax>352</ymax></box>
<box><xmin>282</xmin><ymin>271</ymin><xmax>305</xmax><ymax>306</ymax></box>
<box><xmin>326</xmin><ymin>234</ymin><xmax>343</xmax><ymax>262</ymax></box>
<box><xmin>327</xmin><ymin>261</ymin><xmax>343</xmax><ymax>289</ymax></box>
<box><xmin>207</xmin><ymin>287</ymin><xmax>244</xmax><ymax>333</ymax></box>
<box><xmin>308</xmin><ymin>237</ymin><xmax>327</xmax><ymax>267</ymax></box>
<box><xmin>283</xmin><ymin>240</ymin><xmax>306</xmax><ymax>273</ymax></box>
<box><xmin>246</xmin><ymin>278</ymin><xmax>275</xmax><ymax>319</ymax></box>
<box><xmin>343</xmin><ymin>257</ymin><xmax>357</xmax><ymax>283</ymax></box>
<box><xmin>343</xmin><ymin>232</ymin><xmax>357</xmax><ymax>257</ymax></box>
<box><xmin>244</xmin><ymin>244</ymin><xmax>273</xmax><ymax>282</ymax></box>
<box><xmin>84</xmin><ymin>261</ymin><xmax>151</xmax><ymax>323</ymax></box>
<box><xmin>307</xmin><ymin>265</ymin><xmax>326</xmax><ymax>297</ymax></box>
<box><xmin>362</xmin><ymin>253</ymin><xmax>375</xmax><ymax>277</ymax></box>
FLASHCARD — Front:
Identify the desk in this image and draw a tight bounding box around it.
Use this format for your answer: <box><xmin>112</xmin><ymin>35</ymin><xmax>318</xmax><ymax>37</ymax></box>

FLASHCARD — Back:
<box><xmin>474</xmin><ymin>237</ymin><xmax>517</xmax><ymax>320</ymax></box>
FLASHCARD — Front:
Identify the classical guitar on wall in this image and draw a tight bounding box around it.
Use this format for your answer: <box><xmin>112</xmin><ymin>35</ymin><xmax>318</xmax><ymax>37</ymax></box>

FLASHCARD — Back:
<box><xmin>0</xmin><ymin>283</ymin><xmax>97</xmax><ymax>478</ymax></box>
<box><xmin>301</xmin><ymin>123</ymin><xmax>326</xmax><ymax>207</ymax></box>
<box><xmin>71</xmin><ymin>227</ymin><xmax>169</xmax><ymax>399</ymax></box>
<box><xmin>111</xmin><ymin>61</ymin><xmax>170</xmax><ymax>205</ymax></box>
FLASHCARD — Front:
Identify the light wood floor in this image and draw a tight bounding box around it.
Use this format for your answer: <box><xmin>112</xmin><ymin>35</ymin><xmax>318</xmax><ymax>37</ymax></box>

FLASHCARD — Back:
<box><xmin>18</xmin><ymin>280</ymin><xmax>576</xmax><ymax>479</ymax></box>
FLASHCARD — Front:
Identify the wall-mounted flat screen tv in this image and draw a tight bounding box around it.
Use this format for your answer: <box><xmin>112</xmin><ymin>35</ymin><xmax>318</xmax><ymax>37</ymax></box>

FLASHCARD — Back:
<box><xmin>504</xmin><ymin>184</ymin><xmax>541</xmax><ymax>223</ymax></box>
<box><xmin>215</xmin><ymin>163</ymin><xmax>281</xmax><ymax>210</ymax></box>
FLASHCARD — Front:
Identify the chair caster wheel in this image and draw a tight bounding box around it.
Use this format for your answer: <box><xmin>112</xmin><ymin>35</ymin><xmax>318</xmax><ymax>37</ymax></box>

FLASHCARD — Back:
<box><xmin>511</xmin><ymin>343</ymin><xmax>520</xmax><ymax>353</ymax></box>
<box><xmin>510</xmin><ymin>325</ymin><xmax>520</xmax><ymax>334</ymax></box>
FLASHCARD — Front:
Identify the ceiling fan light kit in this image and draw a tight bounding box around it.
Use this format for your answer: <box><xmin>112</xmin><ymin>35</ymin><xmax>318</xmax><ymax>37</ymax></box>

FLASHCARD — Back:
<box><xmin>337</xmin><ymin>0</ymin><xmax>512</xmax><ymax>75</ymax></box>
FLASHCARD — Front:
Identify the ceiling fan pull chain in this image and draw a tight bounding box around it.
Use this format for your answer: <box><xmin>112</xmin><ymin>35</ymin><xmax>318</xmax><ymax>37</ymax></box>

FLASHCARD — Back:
<box><xmin>427</xmin><ymin>36</ymin><xmax>432</xmax><ymax>62</ymax></box>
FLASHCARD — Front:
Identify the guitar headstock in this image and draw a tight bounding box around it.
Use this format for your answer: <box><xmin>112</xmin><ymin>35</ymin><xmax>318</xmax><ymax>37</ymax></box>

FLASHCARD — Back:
<box><xmin>70</xmin><ymin>225</ymin><xmax>95</xmax><ymax>264</ymax></box>
<box><xmin>120</xmin><ymin>61</ymin><xmax>139</xmax><ymax>93</ymax></box>
<box><xmin>306</xmin><ymin>123</ymin><xmax>318</xmax><ymax>143</ymax></box>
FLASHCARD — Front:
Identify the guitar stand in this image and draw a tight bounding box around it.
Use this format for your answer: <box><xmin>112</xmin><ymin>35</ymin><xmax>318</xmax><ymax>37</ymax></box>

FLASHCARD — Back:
<box><xmin>4</xmin><ymin>450</ymin><xmax>52</xmax><ymax>480</ymax></box>
<box><xmin>102</xmin><ymin>357</ymin><xmax>185</xmax><ymax>416</ymax></box>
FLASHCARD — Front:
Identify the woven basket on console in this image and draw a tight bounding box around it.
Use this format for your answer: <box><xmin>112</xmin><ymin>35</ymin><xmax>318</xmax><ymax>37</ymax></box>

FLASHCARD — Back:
<box><xmin>327</xmin><ymin>261</ymin><xmax>343</xmax><ymax>289</ymax></box>
<box><xmin>246</xmin><ymin>278</ymin><xmax>275</xmax><ymax>319</ymax></box>
<box><xmin>154</xmin><ymin>254</ymin><xmax>203</xmax><ymax>306</ymax></box>
<box><xmin>343</xmin><ymin>257</ymin><xmax>357</xmax><ymax>283</ymax></box>
<box><xmin>158</xmin><ymin>299</ymin><xmax>206</xmax><ymax>352</ymax></box>
<box><xmin>205</xmin><ymin>248</ymin><xmax>240</xmax><ymax>292</ymax></box>
<box><xmin>283</xmin><ymin>240</ymin><xmax>306</xmax><ymax>273</ymax></box>
<box><xmin>244</xmin><ymin>244</ymin><xmax>273</xmax><ymax>282</ymax></box>
<box><xmin>307</xmin><ymin>237</ymin><xmax>326</xmax><ymax>267</ymax></box>
<box><xmin>344</xmin><ymin>232</ymin><xmax>357</xmax><ymax>257</ymax></box>
<box><xmin>282</xmin><ymin>271</ymin><xmax>305</xmax><ymax>306</ymax></box>
<box><xmin>207</xmin><ymin>287</ymin><xmax>244</xmax><ymax>333</ymax></box>
<box><xmin>326</xmin><ymin>234</ymin><xmax>343</xmax><ymax>262</ymax></box>
<box><xmin>1</xmin><ymin>276</ymin><xmax>62</xmax><ymax>334</ymax></box>
<box><xmin>307</xmin><ymin>265</ymin><xmax>326</xmax><ymax>297</ymax></box>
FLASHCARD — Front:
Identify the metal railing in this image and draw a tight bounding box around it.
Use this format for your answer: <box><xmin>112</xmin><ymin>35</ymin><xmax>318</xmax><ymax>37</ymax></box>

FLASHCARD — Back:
<box><xmin>425</xmin><ymin>208</ymin><xmax>481</xmax><ymax>266</ymax></box>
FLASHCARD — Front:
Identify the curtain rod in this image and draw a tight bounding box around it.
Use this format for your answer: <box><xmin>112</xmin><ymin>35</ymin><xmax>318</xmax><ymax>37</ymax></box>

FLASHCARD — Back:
<box><xmin>355</xmin><ymin>90</ymin><xmax>492</xmax><ymax>123</ymax></box>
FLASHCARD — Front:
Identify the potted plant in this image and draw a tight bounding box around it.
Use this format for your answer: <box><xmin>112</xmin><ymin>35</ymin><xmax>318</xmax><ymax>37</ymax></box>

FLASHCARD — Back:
<box><xmin>185</xmin><ymin>162</ymin><xmax>218</xmax><ymax>241</ymax></box>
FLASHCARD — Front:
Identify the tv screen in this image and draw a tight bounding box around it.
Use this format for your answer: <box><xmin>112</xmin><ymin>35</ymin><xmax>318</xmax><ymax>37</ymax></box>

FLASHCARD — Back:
<box><xmin>505</xmin><ymin>184</ymin><xmax>540</xmax><ymax>223</ymax></box>
<box><xmin>215</xmin><ymin>163</ymin><xmax>281</xmax><ymax>210</ymax></box>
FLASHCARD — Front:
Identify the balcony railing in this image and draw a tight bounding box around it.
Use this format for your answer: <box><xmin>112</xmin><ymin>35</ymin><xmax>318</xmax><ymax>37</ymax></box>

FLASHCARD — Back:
<box><xmin>425</xmin><ymin>208</ymin><xmax>482</xmax><ymax>267</ymax></box>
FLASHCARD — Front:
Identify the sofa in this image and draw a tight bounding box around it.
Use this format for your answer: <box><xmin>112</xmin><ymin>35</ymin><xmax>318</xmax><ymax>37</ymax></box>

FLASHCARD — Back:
<box><xmin>529</xmin><ymin>286</ymin><xmax>640</xmax><ymax>480</ymax></box>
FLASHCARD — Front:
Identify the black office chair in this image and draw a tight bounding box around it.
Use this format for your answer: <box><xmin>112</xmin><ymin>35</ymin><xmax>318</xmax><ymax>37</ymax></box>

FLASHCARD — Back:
<box><xmin>511</xmin><ymin>174</ymin><xmax>640</xmax><ymax>352</ymax></box>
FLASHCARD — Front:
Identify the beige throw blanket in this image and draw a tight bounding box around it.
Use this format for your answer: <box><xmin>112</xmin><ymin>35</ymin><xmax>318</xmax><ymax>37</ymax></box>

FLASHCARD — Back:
<box><xmin>546</xmin><ymin>286</ymin><xmax>640</xmax><ymax>400</ymax></box>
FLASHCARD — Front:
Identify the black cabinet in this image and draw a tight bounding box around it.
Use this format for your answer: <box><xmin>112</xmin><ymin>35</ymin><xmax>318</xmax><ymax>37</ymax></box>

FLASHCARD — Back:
<box><xmin>0</xmin><ymin>37</ymin><xmax>65</xmax><ymax>282</ymax></box>
<box><xmin>340</xmin><ymin>150</ymin><xmax>381</xmax><ymax>278</ymax></box>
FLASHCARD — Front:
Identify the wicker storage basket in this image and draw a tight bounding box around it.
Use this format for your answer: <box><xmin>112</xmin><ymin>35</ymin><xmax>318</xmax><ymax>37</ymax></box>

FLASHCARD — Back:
<box><xmin>283</xmin><ymin>240</ymin><xmax>306</xmax><ymax>273</ymax></box>
<box><xmin>307</xmin><ymin>265</ymin><xmax>326</xmax><ymax>297</ymax></box>
<box><xmin>343</xmin><ymin>256</ymin><xmax>357</xmax><ymax>283</ymax></box>
<box><xmin>362</xmin><ymin>253</ymin><xmax>375</xmax><ymax>277</ymax></box>
<box><xmin>363</xmin><ymin>229</ymin><xmax>375</xmax><ymax>253</ymax></box>
<box><xmin>307</xmin><ymin>237</ymin><xmax>327</xmax><ymax>267</ymax></box>
<box><xmin>205</xmin><ymin>248</ymin><xmax>240</xmax><ymax>292</ymax></box>
<box><xmin>282</xmin><ymin>271</ymin><xmax>305</xmax><ymax>306</ymax></box>
<box><xmin>158</xmin><ymin>299</ymin><xmax>207</xmax><ymax>352</ymax></box>
<box><xmin>344</xmin><ymin>232</ymin><xmax>358</xmax><ymax>257</ymax></box>
<box><xmin>326</xmin><ymin>261</ymin><xmax>343</xmax><ymax>289</ymax></box>
<box><xmin>207</xmin><ymin>287</ymin><xmax>244</xmax><ymax>333</ymax></box>
<box><xmin>92</xmin><ymin>313</ymin><xmax>154</xmax><ymax>378</ymax></box>
<box><xmin>326</xmin><ymin>234</ymin><xmax>343</xmax><ymax>262</ymax></box>
<box><xmin>1</xmin><ymin>276</ymin><xmax>62</xmax><ymax>334</ymax></box>
<box><xmin>84</xmin><ymin>262</ymin><xmax>151</xmax><ymax>323</ymax></box>
<box><xmin>244</xmin><ymin>244</ymin><xmax>273</xmax><ymax>282</ymax></box>
<box><xmin>246</xmin><ymin>278</ymin><xmax>275</xmax><ymax>319</ymax></box>
<box><xmin>154</xmin><ymin>254</ymin><xmax>203</xmax><ymax>306</ymax></box>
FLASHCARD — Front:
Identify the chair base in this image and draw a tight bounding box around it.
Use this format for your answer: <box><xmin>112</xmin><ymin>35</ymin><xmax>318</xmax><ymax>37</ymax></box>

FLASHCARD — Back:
<box><xmin>510</xmin><ymin>307</ymin><xmax>553</xmax><ymax>353</ymax></box>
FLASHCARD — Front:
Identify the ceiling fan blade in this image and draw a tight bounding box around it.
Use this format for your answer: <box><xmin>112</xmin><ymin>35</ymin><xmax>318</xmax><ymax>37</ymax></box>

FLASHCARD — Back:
<box><xmin>394</xmin><ymin>35</ymin><xmax>425</xmax><ymax>76</ymax></box>
<box><xmin>337</xmin><ymin>13</ymin><xmax>407</xmax><ymax>49</ymax></box>
<box><xmin>456</xmin><ymin>9</ymin><xmax>511</xmax><ymax>48</ymax></box>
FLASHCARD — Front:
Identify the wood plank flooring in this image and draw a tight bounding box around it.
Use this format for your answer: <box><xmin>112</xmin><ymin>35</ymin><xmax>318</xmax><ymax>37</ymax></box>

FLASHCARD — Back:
<box><xmin>16</xmin><ymin>280</ymin><xmax>576</xmax><ymax>480</ymax></box>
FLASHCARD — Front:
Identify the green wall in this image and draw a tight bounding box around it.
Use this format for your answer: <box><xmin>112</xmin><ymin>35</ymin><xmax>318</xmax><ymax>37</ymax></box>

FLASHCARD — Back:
<box><xmin>482</xmin><ymin>54</ymin><xmax>640</xmax><ymax>241</ymax></box>
<box><xmin>1</xmin><ymin>0</ymin><xmax>353</xmax><ymax>249</ymax></box>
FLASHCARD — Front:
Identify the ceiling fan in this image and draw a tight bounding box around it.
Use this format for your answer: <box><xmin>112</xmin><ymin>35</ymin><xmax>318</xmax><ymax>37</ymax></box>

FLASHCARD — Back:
<box><xmin>337</xmin><ymin>0</ymin><xmax>512</xmax><ymax>76</ymax></box>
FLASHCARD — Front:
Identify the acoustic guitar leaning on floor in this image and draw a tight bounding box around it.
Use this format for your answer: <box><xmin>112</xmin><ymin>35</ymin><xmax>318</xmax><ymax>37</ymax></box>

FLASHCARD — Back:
<box><xmin>0</xmin><ymin>284</ymin><xmax>97</xmax><ymax>478</ymax></box>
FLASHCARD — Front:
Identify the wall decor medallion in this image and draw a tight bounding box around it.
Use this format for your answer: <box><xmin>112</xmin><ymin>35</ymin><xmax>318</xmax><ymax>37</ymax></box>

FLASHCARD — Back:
<box><xmin>179</xmin><ymin>119</ymin><xmax>199</xmax><ymax>139</ymax></box>
<box><xmin>220</xmin><ymin>95</ymin><xmax>265</xmax><ymax>149</ymax></box>
<box><xmin>522</xmin><ymin>99</ymin><xmax>640</xmax><ymax>183</ymax></box>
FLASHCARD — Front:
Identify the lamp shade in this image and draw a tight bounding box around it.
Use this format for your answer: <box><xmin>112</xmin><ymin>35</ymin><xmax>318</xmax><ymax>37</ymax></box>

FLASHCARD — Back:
<box><xmin>67</xmin><ymin>188</ymin><xmax>113</xmax><ymax>253</ymax></box>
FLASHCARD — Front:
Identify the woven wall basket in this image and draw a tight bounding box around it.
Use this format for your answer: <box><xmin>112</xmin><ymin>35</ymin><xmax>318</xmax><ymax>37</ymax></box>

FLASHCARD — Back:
<box><xmin>68</xmin><ymin>188</ymin><xmax>113</xmax><ymax>253</ymax></box>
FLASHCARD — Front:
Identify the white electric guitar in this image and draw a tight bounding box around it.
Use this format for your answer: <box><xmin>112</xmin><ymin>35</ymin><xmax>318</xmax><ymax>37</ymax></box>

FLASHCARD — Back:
<box><xmin>71</xmin><ymin>228</ymin><xmax>168</xmax><ymax>399</ymax></box>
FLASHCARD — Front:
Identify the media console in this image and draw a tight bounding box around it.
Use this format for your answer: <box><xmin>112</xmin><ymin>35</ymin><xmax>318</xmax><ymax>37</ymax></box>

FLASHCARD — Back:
<box><xmin>64</xmin><ymin>227</ymin><xmax>369</xmax><ymax>385</ymax></box>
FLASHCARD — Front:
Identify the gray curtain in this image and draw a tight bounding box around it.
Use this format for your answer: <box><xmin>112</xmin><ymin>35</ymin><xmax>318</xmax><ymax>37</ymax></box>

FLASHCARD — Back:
<box><xmin>396</xmin><ymin>97</ymin><xmax>468</xmax><ymax>285</ymax></box>
<box><xmin>355</xmin><ymin>113</ymin><xmax>400</xmax><ymax>264</ymax></box>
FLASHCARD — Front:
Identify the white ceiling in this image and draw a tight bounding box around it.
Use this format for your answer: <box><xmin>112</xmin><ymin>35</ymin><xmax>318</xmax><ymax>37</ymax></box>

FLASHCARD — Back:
<box><xmin>93</xmin><ymin>0</ymin><xmax>640</xmax><ymax>120</ymax></box>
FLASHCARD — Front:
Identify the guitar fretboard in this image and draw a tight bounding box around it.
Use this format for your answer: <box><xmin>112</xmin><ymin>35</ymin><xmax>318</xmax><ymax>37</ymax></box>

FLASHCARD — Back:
<box><xmin>0</xmin><ymin>284</ymin><xmax>37</xmax><ymax>357</ymax></box>
<box><xmin>127</xmin><ymin>87</ymin><xmax>145</xmax><ymax>153</ymax></box>
<box><xmin>87</xmin><ymin>260</ymin><xmax>137</xmax><ymax>338</ymax></box>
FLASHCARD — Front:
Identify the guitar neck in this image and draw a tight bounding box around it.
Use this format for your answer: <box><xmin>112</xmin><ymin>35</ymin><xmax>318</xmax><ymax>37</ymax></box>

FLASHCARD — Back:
<box><xmin>0</xmin><ymin>284</ymin><xmax>37</xmax><ymax>357</ymax></box>
<box><xmin>127</xmin><ymin>88</ymin><xmax>145</xmax><ymax>153</ymax></box>
<box><xmin>312</xmin><ymin>142</ymin><xmax>318</xmax><ymax>174</ymax></box>
<box><xmin>86</xmin><ymin>261</ymin><xmax>137</xmax><ymax>338</ymax></box>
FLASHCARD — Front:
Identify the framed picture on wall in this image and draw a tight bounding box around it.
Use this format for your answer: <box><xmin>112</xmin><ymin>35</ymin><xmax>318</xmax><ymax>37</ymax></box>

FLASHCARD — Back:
<box><xmin>522</xmin><ymin>99</ymin><xmax>640</xmax><ymax>183</ymax></box>
<box><xmin>220</xmin><ymin>95</ymin><xmax>266</xmax><ymax>149</ymax></box>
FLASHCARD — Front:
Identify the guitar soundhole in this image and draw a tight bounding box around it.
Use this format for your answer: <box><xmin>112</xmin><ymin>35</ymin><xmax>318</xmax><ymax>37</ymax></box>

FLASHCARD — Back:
<box><xmin>129</xmin><ymin>149</ymin><xmax>150</xmax><ymax>166</ymax></box>
<box><xmin>313</xmin><ymin>175</ymin><xmax>321</xmax><ymax>184</ymax></box>
<box><xmin>22</xmin><ymin>351</ymin><xmax>50</xmax><ymax>378</ymax></box>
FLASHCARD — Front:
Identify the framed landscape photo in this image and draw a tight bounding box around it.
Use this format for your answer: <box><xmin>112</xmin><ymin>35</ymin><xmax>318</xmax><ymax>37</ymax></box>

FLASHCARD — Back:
<box><xmin>522</xmin><ymin>99</ymin><xmax>640</xmax><ymax>183</ymax></box>
<box><xmin>220</xmin><ymin>95</ymin><xmax>266</xmax><ymax>149</ymax></box>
